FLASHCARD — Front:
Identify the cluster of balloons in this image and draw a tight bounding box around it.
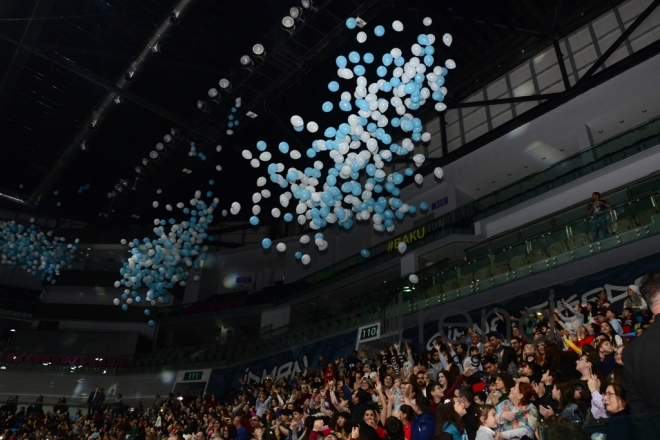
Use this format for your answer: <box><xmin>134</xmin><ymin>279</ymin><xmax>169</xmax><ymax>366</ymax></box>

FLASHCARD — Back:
<box><xmin>228</xmin><ymin>17</ymin><xmax>449</xmax><ymax>267</ymax></box>
<box><xmin>0</xmin><ymin>220</ymin><xmax>77</xmax><ymax>283</ymax></box>
<box><xmin>187</xmin><ymin>141</ymin><xmax>208</xmax><ymax>161</ymax></box>
<box><xmin>77</xmin><ymin>183</ymin><xmax>91</xmax><ymax>194</ymax></box>
<box><xmin>226</xmin><ymin>97</ymin><xmax>242</xmax><ymax>136</ymax></box>
<box><xmin>114</xmin><ymin>192</ymin><xmax>217</xmax><ymax>326</ymax></box>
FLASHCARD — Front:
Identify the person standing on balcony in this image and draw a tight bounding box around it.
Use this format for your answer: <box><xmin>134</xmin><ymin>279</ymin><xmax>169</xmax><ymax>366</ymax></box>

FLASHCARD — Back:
<box><xmin>587</xmin><ymin>192</ymin><xmax>612</xmax><ymax>240</ymax></box>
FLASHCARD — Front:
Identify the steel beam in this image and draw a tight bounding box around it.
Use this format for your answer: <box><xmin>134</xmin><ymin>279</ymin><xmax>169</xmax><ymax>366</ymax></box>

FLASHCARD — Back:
<box><xmin>577</xmin><ymin>0</ymin><xmax>660</xmax><ymax>84</ymax></box>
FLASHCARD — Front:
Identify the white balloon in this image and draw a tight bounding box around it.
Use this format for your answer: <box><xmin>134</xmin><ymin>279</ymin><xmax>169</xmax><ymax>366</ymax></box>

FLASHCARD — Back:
<box><xmin>306</xmin><ymin>121</ymin><xmax>319</xmax><ymax>133</ymax></box>
<box><xmin>357</xmin><ymin>31</ymin><xmax>367</xmax><ymax>43</ymax></box>
<box><xmin>301</xmin><ymin>254</ymin><xmax>311</xmax><ymax>265</ymax></box>
<box><xmin>113</xmin><ymin>298</ymin><xmax>120</xmax><ymax>305</ymax></box>
<box><xmin>434</xmin><ymin>167</ymin><xmax>444</xmax><ymax>180</ymax></box>
<box><xmin>271</xmin><ymin>208</ymin><xmax>281</xmax><ymax>218</ymax></box>
<box><xmin>252</xmin><ymin>193</ymin><xmax>262</xmax><ymax>204</ymax></box>
<box><xmin>126</xmin><ymin>298</ymin><xmax>133</xmax><ymax>304</ymax></box>
<box><xmin>242</xmin><ymin>149</ymin><xmax>252</xmax><ymax>160</ymax></box>
<box><xmin>257</xmin><ymin>176</ymin><xmax>267</xmax><ymax>187</ymax></box>
<box><xmin>261</xmin><ymin>189</ymin><xmax>271</xmax><ymax>198</ymax></box>
<box><xmin>314</xmin><ymin>238</ymin><xmax>324</xmax><ymax>247</ymax></box>
<box><xmin>390</xmin><ymin>48</ymin><xmax>402</xmax><ymax>58</ymax></box>
<box><xmin>414</xmin><ymin>174</ymin><xmax>424</xmax><ymax>185</ymax></box>
<box><xmin>392</xmin><ymin>20</ymin><xmax>404</xmax><ymax>32</ymax></box>
<box><xmin>216</xmin><ymin>165</ymin><xmax>222</xmax><ymax>171</ymax></box>
<box><xmin>397</xmin><ymin>242</ymin><xmax>407</xmax><ymax>254</ymax></box>
<box><xmin>413</xmin><ymin>153</ymin><xmax>426</xmax><ymax>165</ymax></box>
<box><xmin>250</xmin><ymin>158</ymin><xmax>260</xmax><ymax>168</ymax></box>
<box><xmin>435</xmin><ymin>102</ymin><xmax>447</xmax><ymax>111</ymax></box>
<box><xmin>300</xmin><ymin>235</ymin><xmax>310</xmax><ymax>244</ymax></box>
<box><xmin>230</xmin><ymin>202</ymin><xmax>241</xmax><ymax>214</ymax></box>
<box><xmin>259</xmin><ymin>151</ymin><xmax>272</xmax><ymax>161</ymax></box>
<box><xmin>276</xmin><ymin>242</ymin><xmax>286</xmax><ymax>252</ymax></box>
<box><xmin>152</xmin><ymin>201</ymin><xmax>159</xmax><ymax>208</ymax></box>
<box><xmin>409</xmin><ymin>274</ymin><xmax>419</xmax><ymax>284</ymax></box>
<box><xmin>252</xmin><ymin>205</ymin><xmax>261</xmax><ymax>215</ymax></box>
<box><xmin>341</xmin><ymin>91</ymin><xmax>351</xmax><ymax>101</ymax></box>
<box><xmin>290</xmin><ymin>115</ymin><xmax>303</xmax><ymax>126</ymax></box>
<box><xmin>443</xmin><ymin>33</ymin><xmax>453</xmax><ymax>47</ymax></box>
<box><xmin>423</xmin><ymin>17</ymin><xmax>432</xmax><ymax>26</ymax></box>
<box><xmin>427</xmin><ymin>33</ymin><xmax>436</xmax><ymax>44</ymax></box>
<box><xmin>445</xmin><ymin>59</ymin><xmax>456</xmax><ymax>69</ymax></box>
<box><xmin>290</xmin><ymin>150</ymin><xmax>301</xmax><ymax>160</ymax></box>
<box><xmin>421</xmin><ymin>132</ymin><xmax>431</xmax><ymax>142</ymax></box>
<box><xmin>216</xmin><ymin>145</ymin><xmax>222</xmax><ymax>152</ymax></box>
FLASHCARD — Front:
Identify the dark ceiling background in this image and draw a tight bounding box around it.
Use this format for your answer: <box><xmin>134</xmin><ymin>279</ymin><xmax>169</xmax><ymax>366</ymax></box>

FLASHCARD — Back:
<box><xmin>0</xmin><ymin>0</ymin><xmax>622</xmax><ymax>229</ymax></box>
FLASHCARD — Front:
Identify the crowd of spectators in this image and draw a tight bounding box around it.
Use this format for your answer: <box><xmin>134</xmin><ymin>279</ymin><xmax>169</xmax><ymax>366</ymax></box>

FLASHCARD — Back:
<box><xmin>1</xmin><ymin>272</ymin><xmax>659</xmax><ymax>440</ymax></box>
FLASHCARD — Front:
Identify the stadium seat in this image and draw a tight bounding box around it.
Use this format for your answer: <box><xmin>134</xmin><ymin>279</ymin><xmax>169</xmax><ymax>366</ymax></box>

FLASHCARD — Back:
<box><xmin>547</xmin><ymin>240</ymin><xmax>568</xmax><ymax>257</ymax></box>
<box><xmin>475</xmin><ymin>267</ymin><xmax>493</xmax><ymax>281</ymax></box>
<box><xmin>441</xmin><ymin>279</ymin><xmax>459</xmax><ymax>292</ymax></box>
<box><xmin>529</xmin><ymin>248</ymin><xmax>549</xmax><ymax>263</ymax></box>
<box><xmin>568</xmin><ymin>233</ymin><xmax>590</xmax><ymax>250</ymax></box>
<box><xmin>613</xmin><ymin>217</ymin><xmax>635</xmax><ymax>234</ymax></box>
<box><xmin>509</xmin><ymin>254</ymin><xmax>529</xmax><ymax>270</ymax></box>
<box><xmin>636</xmin><ymin>208</ymin><xmax>657</xmax><ymax>226</ymax></box>
<box><xmin>457</xmin><ymin>274</ymin><xmax>474</xmax><ymax>288</ymax></box>
<box><xmin>491</xmin><ymin>262</ymin><xmax>509</xmax><ymax>275</ymax></box>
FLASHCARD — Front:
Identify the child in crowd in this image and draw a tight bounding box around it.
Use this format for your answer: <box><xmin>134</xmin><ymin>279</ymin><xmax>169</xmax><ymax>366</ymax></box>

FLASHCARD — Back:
<box><xmin>475</xmin><ymin>405</ymin><xmax>498</xmax><ymax>440</ymax></box>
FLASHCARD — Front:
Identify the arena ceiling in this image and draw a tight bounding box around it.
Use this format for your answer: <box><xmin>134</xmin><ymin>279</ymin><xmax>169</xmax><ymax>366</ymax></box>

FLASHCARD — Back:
<box><xmin>0</xmin><ymin>0</ymin><xmax>625</xmax><ymax>229</ymax></box>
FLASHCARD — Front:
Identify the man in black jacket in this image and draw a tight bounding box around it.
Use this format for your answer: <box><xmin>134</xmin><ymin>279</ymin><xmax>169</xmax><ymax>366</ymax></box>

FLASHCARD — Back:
<box><xmin>487</xmin><ymin>332</ymin><xmax>517</xmax><ymax>371</ymax></box>
<box><xmin>623</xmin><ymin>270</ymin><xmax>660</xmax><ymax>414</ymax></box>
<box><xmin>456</xmin><ymin>386</ymin><xmax>480</xmax><ymax>440</ymax></box>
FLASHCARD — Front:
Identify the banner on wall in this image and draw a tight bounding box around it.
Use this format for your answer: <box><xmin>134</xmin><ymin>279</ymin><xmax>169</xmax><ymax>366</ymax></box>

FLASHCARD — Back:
<box><xmin>403</xmin><ymin>252</ymin><xmax>660</xmax><ymax>350</ymax></box>
<box><xmin>207</xmin><ymin>330</ymin><xmax>357</xmax><ymax>398</ymax></box>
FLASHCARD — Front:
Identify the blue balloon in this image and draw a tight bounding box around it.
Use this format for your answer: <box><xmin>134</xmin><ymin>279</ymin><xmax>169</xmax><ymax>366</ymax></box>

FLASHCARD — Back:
<box><xmin>346</xmin><ymin>17</ymin><xmax>357</xmax><ymax>29</ymax></box>
<box><xmin>278</xmin><ymin>142</ymin><xmax>289</xmax><ymax>154</ymax></box>
<box><xmin>417</xmin><ymin>34</ymin><xmax>430</xmax><ymax>45</ymax></box>
<box><xmin>328</xmin><ymin>81</ymin><xmax>339</xmax><ymax>92</ymax></box>
<box><xmin>336</xmin><ymin>55</ymin><xmax>347</xmax><ymax>68</ymax></box>
<box><xmin>382</xmin><ymin>53</ymin><xmax>393</xmax><ymax>66</ymax></box>
<box><xmin>424</xmin><ymin>54</ymin><xmax>434</xmax><ymax>67</ymax></box>
<box><xmin>283</xmin><ymin>213</ymin><xmax>293</xmax><ymax>222</ymax></box>
<box><xmin>381</xmin><ymin>81</ymin><xmax>392</xmax><ymax>92</ymax></box>
<box><xmin>122</xmin><ymin>304</ymin><xmax>128</xmax><ymax>311</ymax></box>
<box><xmin>295</xmin><ymin>251</ymin><xmax>303</xmax><ymax>259</ymax></box>
<box><xmin>360</xmin><ymin>248</ymin><xmax>371</xmax><ymax>258</ymax></box>
<box><xmin>363</xmin><ymin>52</ymin><xmax>374</xmax><ymax>64</ymax></box>
<box><xmin>249</xmin><ymin>216</ymin><xmax>259</xmax><ymax>226</ymax></box>
<box><xmin>376</xmin><ymin>66</ymin><xmax>387</xmax><ymax>77</ymax></box>
<box><xmin>420</xmin><ymin>202</ymin><xmax>429</xmax><ymax>211</ymax></box>
<box><xmin>348</xmin><ymin>51</ymin><xmax>360</xmax><ymax>63</ymax></box>
<box><xmin>294</xmin><ymin>125</ymin><xmax>304</xmax><ymax>132</ymax></box>
<box><xmin>394</xmin><ymin>56</ymin><xmax>405</xmax><ymax>67</ymax></box>
<box><xmin>262</xmin><ymin>238</ymin><xmax>272</xmax><ymax>249</ymax></box>
<box><xmin>148</xmin><ymin>320</ymin><xmax>155</xmax><ymax>327</ymax></box>
<box><xmin>339</xmin><ymin>100</ymin><xmax>352</xmax><ymax>112</ymax></box>
<box><xmin>425</xmin><ymin>45</ymin><xmax>435</xmax><ymax>55</ymax></box>
<box><xmin>144</xmin><ymin>309</ymin><xmax>151</xmax><ymax>316</ymax></box>
<box><xmin>324</xmin><ymin>127</ymin><xmax>337</xmax><ymax>137</ymax></box>
<box><xmin>322</xmin><ymin>101</ymin><xmax>334</xmax><ymax>112</ymax></box>
<box><xmin>353</xmin><ymin>65</ymin><xmax>365</xmax><ymax>76</ymax></box>
<box><xmin>374</xmin><ymin>25</ymin><xmax>385</xmax><ymax>37</ymax></box>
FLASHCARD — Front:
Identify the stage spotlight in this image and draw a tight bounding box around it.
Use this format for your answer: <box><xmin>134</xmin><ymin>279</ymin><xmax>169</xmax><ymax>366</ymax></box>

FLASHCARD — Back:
<box><xmin>252</xmin><ymin>44</ymin><xmax>265</xmax><ymax>57</ymax></box>
<box><xmin>282</xmin><ymin>16</ymin><xmax>295</xmax><ymax>32</ymax></box>
<box><xmin>219</xmin><ymin>78</ymin><xmax>232</xmax><ymax>91</ymax></box>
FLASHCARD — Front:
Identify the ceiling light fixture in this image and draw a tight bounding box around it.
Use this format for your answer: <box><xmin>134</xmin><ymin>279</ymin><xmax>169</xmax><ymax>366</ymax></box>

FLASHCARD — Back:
<box><xmin>80</xmin><ymin>140</ymin><xmax>87</xmax><ymax>151</ymax></box>
<box><xmin>290</xmin><ymin>7</ymin><xmax>303</xmax><ymax>20</ymax></box>
<box><xmin>170</xmin><ymin>12</ymin><xmax>180</xmax><ymax>24</ymax></box>
<box><xmin>301</xmin><ymin>0</ymin><xmax>317</xmax><ymax>11</ymax></box>
<box><xmin>252</xmin><ymin>44</ymin><xmax>265</xmax><ymax>57</ymax></box>
<box><xmin>150</xmin><ymin>44</ymin><xmax>161</xmax><ymax>56</ymax></box>
<box><xmin>113</xmin><ymin>96</ymin><xmax>122</xmax><ymax>105</ymax></box>
<box><xmin>282</xmin><ymin>16</ymin><xmax>295</xmax><ymax>32</ymax></box>
<box><xmin>240</xmin><ymin>55</ymin><xmax>253</xmax><ymax>70</ymax></box>
<box><xmin>219</xmin><ymin>78</ymin><xmax>232</xmax><ymax>91</ymax></box>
